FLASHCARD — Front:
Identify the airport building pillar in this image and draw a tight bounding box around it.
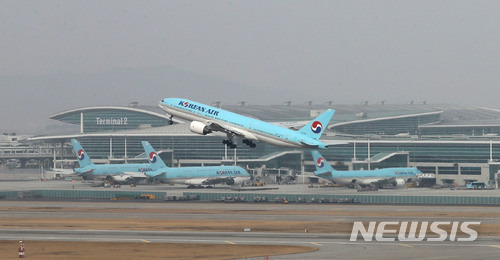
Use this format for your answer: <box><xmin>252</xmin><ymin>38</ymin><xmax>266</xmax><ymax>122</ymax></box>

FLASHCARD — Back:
<box><xmin>52</xmin><ymin>144</ymin><xmax>56</xmax><ymax>169</ymax></box>
<box><xmin>60</xmin><ymin>141</ymin><xmax>64</xmax><ymax>166</ymax></box>
<box><xmin>80</xmin><ymin>112</ymin><xmax>84</xmax><ymax>133</ymax></box>
<box><xmin>234</xmin><ymin>148</ymin><xmax>237</xmax><ymax>165</ymax></box>
<box><xmin>300</xmin><ymin>151</ymin><xmax>304</xmax><ymax>176</ymax></box>
<box><xmin>109</xmin><ymin>138</ymin><xmax>113</xmax><ymax>160</ymax></box>
<box><xmin>124</xmin><ymin>138</ymin><xmax>128</xmax><ymax>163</ymax></box>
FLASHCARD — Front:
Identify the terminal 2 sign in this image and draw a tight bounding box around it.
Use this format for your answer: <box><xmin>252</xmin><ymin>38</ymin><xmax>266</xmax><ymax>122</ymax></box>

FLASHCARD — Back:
<box><xmin>95</xmin><ymin>117</ymin><xmax>128</xmax><ymax>125</ymax></box>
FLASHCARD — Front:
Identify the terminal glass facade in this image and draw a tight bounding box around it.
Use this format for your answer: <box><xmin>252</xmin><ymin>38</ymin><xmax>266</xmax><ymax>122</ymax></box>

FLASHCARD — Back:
<box><xmin>26</xmin><ymin>104</ymin><xmax>500</xmax><ymax>184</ymax></box>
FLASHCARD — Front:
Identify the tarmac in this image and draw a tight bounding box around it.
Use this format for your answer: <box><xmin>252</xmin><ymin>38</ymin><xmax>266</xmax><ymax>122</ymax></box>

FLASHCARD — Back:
<box><xmin>1</xmin><ymin>168</ymin><xmax>500</xmax><ymax>198</ymax></box>
<box><xmin>1</xmin><ymin>168</ymin><xmax>500</xmax><ymax>259</ymax></box>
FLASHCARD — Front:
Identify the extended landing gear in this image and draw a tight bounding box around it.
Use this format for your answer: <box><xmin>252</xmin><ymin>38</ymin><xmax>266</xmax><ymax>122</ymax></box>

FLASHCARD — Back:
<box><xmin>223</xmin><ymin>140</ymin><xmax>237</xmax><ymax>149</ymax></box>
<box><xmin>168</xmin><ymin>115</ymin><xmax>174</xmax><ymax>125</ymax></box>
<box><xmin>242</xmin><ymin>139</ymin><xmax>256</xmax><ymax>148</ymax></box>
<box><xmin>223</xmin><ymin>139</ymin><xmax>257</xmax><ymax>148</ymax></box>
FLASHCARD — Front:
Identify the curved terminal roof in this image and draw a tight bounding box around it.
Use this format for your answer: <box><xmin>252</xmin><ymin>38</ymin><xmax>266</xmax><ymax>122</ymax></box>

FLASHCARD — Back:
<box><xmin>50</xmin><ymin>106</ymin><xmax>170</xmax><ymax>122</ymax></box>
<box><xmin>50</xmin><ymin>106</ymin><xmax>172</xmax><ymax>133</ymax></box>
<box><xmin>31</xmin><ymin>102</ymin><xmax>500</xmax><ymax>140</ymax></box>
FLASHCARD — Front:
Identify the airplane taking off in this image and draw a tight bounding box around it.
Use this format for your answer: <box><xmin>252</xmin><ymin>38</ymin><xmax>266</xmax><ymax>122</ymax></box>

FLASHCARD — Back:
<box><xmin>141</xmin><ymin>141</ymin><xmax>250</xmax><ymax>186</ymax></box>
<box><xmin>71</xmin><ymin>139</ymin><xmax>157</xmax><ymax>184</ymax></box>
<box><xmin>311</xmin><ymin>151</ymin><xmax>422</xmax><ymax>188</ymax></box>
<box><xmin>159</xmin><ymin>98</ymin><xmax>344</xmax><ymax>149</ymax></box>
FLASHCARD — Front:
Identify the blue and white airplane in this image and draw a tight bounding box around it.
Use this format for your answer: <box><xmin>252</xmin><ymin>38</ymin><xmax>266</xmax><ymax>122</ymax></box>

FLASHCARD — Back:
<box><xmin>311</xmin><ymin>151</ymin><xmax>422</xmax><ymax>188</ymax></box>
<box><xmin>159</xmin><ymin>98</ymin><xmax>344</xmax><ymax>149</ymax></box>
<box><xmin>71</xmin><ymin>139</ymin><xmax>156</xmax><ymax>183</ymax></box>
<box><xmin>141</xmin><ymin>141</ymin><xmax>251</xmax><ymax>186</ymax></box>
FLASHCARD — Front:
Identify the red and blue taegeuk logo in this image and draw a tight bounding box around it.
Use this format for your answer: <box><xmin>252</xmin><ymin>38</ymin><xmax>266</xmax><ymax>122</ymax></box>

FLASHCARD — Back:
<box><xmin>149</xmin><ymin>152</ymin><xmax>157</xmax><ymax>163</ymax></box>
<box><xmin>316</xmin><ymin>157</ymin><xmax>325</xmax><ymax>168</ymax></box>
<box><xmin>77</xmin><ymin>150</ymin><xmax>86</xmax><ymax>161</ymax></box>
<box><xmin>311</xmin><ymin>121</ymin><xmax>323</xmax><ymax>134</ymax></box>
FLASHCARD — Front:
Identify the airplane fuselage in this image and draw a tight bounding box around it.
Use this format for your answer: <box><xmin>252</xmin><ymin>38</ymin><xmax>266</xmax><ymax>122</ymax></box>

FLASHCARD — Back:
<box><xmin>75</xmin><ymin>163</ymin><xmax>152</xmax><ymax>177</ymax></box>
<box><xmin>312</xmin><ymin>150</ymin><xmax>420</xmax><ymax>187</ymax></box>
<box><xmin>159</xmin><ymin>98</ymin><xmax>330</xmax><ymax>149</ymax></box>
<box><xmin>149</xmin><ymin>165</ymin><xmax>250</xmax><ymax>185</ymax></box>
<box><xmin>323</xmin><ymin>167</ymin><xmax>421</xmax><ymax>185</ymax></box>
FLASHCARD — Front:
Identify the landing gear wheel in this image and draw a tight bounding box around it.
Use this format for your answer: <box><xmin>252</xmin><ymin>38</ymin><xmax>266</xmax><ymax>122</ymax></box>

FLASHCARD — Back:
<box><xmin>223</xmin><ymin>139</ymin><xmax>237</xmax><ymax>148</ymax></box>
<box><xmin>242</xmin><ymin>139</ymin><xmax>256</xmax><ymax>148</ymax></box>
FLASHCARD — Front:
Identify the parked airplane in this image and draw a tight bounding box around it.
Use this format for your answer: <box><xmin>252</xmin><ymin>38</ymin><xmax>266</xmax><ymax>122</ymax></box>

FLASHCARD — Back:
<box><xmin>159</xmin><ymin>98</ymin><xmax>344</xmax><ymax>149</ymax></box>
<box><xmin>141</xmin><ymin>141</ymin><xmax>250</xmax><ymax>186</ymax></box>
<box><xmin>311</xmin><ymin>150</ymin><xmax>421</xmax><ymax>188</ymax></box>
<box><xmin>71</xmin><ymin>139</ymin><xmax>157</xmax><ymax>184</ymax></box>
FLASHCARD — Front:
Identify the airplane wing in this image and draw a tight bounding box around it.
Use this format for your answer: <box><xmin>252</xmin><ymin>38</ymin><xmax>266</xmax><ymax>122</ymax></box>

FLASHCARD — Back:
<box><xmin>108</xmin><ymin>172</ymin><xmax>149</xmax><ymax>182</ymax></box>
<box><xmin>171</xmin><ymin>117</ymin><xmax>188</xmax><ymax>124</ymax></box>
<box><xmin>122</xmin><ymin>172</ymin><xmax>149</xmax><ymax>178</ymax></box>
<box><xmin>205</xmin><ymin>121</ymin><xmax>258</xmax><ymax>140</ymax></box>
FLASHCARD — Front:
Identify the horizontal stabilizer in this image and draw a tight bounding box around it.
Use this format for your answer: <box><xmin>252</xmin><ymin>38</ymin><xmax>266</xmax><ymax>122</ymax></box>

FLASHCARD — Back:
<box><xmin>300</xmin><ymin>140</ymin><xmax>321</xmax><ymax>148</ymax></box>
<box><xmin>78</xmin><ymin>168</ymin><xmax>94</xmax><ymax>175</ymax></box>
<box><xmin>316</xmin><ymin>171</ymin><xmax>333</xmax><ymax>179</ymax></box>
<box><xmin>323</xmin><ymin>140</ymin><xmax>349</xmax><ymax>146</ymax></box>
<box><xmin>145</xmin><ymin>169</ymin><xmax>167</xmax><ymax>178</ymax></box>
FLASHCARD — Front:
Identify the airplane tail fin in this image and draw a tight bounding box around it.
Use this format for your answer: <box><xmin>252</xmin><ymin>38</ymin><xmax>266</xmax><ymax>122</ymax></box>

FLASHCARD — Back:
<box><xmin>298</xmin><ymin>109</ymin><xmax>335</xmax><ymax>140</ymax></box>
<box><xmin>141</xmin><ymin>141</ymin><xmax>168</xmax><ymax>169</ymax></box>
<box><xmin>71</xmin><ymin>139</ymin><xmax>94</xmax><ymax>168</ymax></box>
<box><xmin>311</xmin><ymin>150</ymin><xmax>336</xmax><ymax>177</ymax></box>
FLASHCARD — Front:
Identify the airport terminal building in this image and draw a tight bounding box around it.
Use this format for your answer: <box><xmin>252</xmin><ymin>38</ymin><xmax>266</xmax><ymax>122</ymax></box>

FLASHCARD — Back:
<box><xmin>19</xmin><ymin>101</ymin><xmax>500</xmax><ymax>187</ymax></box>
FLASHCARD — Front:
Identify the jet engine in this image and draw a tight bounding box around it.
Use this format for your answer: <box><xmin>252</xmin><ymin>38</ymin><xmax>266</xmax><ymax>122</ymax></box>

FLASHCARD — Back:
<box><xmin>393</xmin><ymin>178</ymin><xmax>406</xmax><ymax>188</ymax></box>
<box><xmin>226</xmin><ymin>178</ymin><xmax>235</xmax><ymax>185</ymax></box>
<box><xmin>184</xmin><ymin>178</ymin><xmax>206</xmax><ymax>185</ymax></box>
<box><xmin>189</xmin><ymin>121</ymin><xmax>212</xmax><ymax>135</ymax></box>
<box><xmin>105</xmin><ymin>175</ymin><xmax>133</xmax><ymax>184</ymax></box>
<box><xmin>227</xmin><ymin>177</ymin><xmax>249</xmax><ymax>186</ymax></box>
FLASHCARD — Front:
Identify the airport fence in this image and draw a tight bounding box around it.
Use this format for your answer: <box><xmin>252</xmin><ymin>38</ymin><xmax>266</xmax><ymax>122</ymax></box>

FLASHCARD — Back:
<box><xmin>0</xmin><ymin>190</ymin><xmax>167</xmax><ymax>200</ymax></box>
<box><xmin>183</xmin><ymin>192</ymin><xmax>500</xmax><ymax>205</ymax></box>
<box><xmin>0</xmin><ymin>191</ymin><xmax>19</xmax><ymax>199</ymax></box>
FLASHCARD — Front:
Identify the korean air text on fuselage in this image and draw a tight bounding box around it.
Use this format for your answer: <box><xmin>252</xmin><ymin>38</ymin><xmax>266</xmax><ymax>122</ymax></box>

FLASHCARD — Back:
<box><xmin>217</xmin><ymin>170</ymin><xmax>243</xmax><ymax>175</ymax></box>
<box><xmin>177</xmin><ymin>100</ymin><xmax>221</xmax><ymax>118</ymax></box>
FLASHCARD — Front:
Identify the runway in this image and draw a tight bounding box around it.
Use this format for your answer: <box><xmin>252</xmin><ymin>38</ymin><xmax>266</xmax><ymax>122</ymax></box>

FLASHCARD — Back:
<box><xmin>1</xmin><ymin>228</ymin><xmax>500</xmax><ymax>259</ymax></box>
<box><xmin>1</xmin><ymin>174</ymin><xmax>500</xmax><ymax>258</ymax></box>
<box><xmin>1</xmin><ymin>200</ymin><xmax>500</xmax><ymax>259</ymax></box>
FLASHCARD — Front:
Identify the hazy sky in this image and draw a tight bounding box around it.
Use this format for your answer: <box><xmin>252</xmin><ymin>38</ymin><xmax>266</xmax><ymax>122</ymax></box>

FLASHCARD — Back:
<box><xmin>1</xmin><ymin>1</ymin><xmax>499</xmax><ymax>132</ymax></box>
